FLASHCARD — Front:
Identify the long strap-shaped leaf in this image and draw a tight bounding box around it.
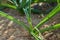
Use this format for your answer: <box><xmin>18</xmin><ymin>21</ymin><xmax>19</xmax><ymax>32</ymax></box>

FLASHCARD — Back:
<box><xmin>34</xmin><ymin>4</ymin><xmax>60</xmax><ymax>29</ymax></box>
<box><xmin>32</xmin><ymin>5</ymin><xmax>60</xmax><ymax>40</ymax></box>
<box><xmin>40</xmin><ymin>24</ymin><xmax>60</xmax><ymax>33</ymax></box>
<box><xmin>10</xmin><ymin>0</ymin><xmax>18</xmax><ymax>7</ymax></box>
<box><xmin>0</xmin><ymin>4</ymin><xmax>17</xmax><ymax>10</ymax></box>
<box><xmin>32</xmin><ymin>0</ymin><xmax>57</xmax><ymax>3</ymax></box>
<box><xmin>0</xmin><ymin>11</ymin><xmax>30</xmax><ymax>31</ymax></box>
<box><xmin>23</xmin><ymin>0</ymin><xmax>33</xmax><ymax>30</ymax></box>
<box><xmin>31</xmin><ymin>28</ymin><xmax>45</xmax><ymax>40</ymax></box>
<box><xmin>57</xmin><ymin>0</ymin><xmax>60</xmax><ymax>4</ymax></box>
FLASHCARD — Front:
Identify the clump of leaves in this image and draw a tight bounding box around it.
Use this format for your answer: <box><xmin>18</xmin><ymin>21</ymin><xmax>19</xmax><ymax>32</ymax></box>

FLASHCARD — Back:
<box><xmin>0</xmin><ymin>0</ymin><xmax>60</xmax><ymax>40</ymax></box>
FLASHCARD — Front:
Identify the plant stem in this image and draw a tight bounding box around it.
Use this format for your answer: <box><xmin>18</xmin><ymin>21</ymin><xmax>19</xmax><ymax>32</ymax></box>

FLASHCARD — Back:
<box><xmin>0</xmin><ymin>4</ymin><xmax>17</xmax><ymax>10</ymax></box>
<box><xmin>40</xmin><ymin>24</ymin><xmax>60</xmax><ymax>33</ymax></box>
<box><xmin>23</xmin><ymin>0</ymin><xmax>33</xmax><ymax>31</ymax></box>
<box><xmin>0</xmin><ymin>11</ymin><xmax>30</xmax><ymax>32</ymax></box>
<box><xmin>34</xmin><ymin>4</ymin><xmax>60</xmax><ymax>29</ymax></box>
<box><xmin>57</xmin><ymin>0</ymin><xmax>60</xmax><ymax>4</ymax></box>
<box><xmin>31</xmin><ymin>28</ymin><xmax>45</xmax><ymax>40</ymax></box>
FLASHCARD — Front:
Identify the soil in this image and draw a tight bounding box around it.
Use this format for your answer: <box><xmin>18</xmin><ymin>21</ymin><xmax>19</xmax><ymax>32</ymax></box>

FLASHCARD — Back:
<box><xmin>0</xmin><ymin>4</ymin><xmax>60</xmax><ymax>40</ymax></box>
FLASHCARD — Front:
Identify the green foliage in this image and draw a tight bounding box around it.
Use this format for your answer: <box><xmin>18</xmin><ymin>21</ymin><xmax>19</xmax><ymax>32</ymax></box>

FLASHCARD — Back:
<box><xmin>0</xmin><ymin>0</ymin><xmax>60</xmax><ymax>40</ymax></box>
<box><xmin>32</xmin><ymin>0</ymin><xmax>57</xmax><ymax>3</ymax></box>
<box><xmin>34</xmin><ymin>4</ymin><xmax>60</xmax><ymax>28</ymax></box>
<box><xmin>40</xmin><ymin>23</ymin><xmax>60</xmax><ymax>33</ymax></box>
<box><xmin>0</xmin><ymin>11</ymin><xmax>30</xmax><ymax>31</ymax></box>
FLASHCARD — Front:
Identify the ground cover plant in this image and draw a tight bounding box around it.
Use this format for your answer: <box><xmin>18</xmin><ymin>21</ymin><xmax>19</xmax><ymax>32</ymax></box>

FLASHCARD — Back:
<box><xmin>0</xmin><ymin>0</ymin><xmax>60</xmax><ymax>40</ymax></box>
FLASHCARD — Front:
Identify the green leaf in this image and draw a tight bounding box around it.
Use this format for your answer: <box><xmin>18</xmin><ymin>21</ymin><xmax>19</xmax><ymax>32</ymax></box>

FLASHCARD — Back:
<box><xmin>34</xmin><ymin>4</ymin><xmax>60</xmax><ymax>29</ymax></box>
<box><xmin>0</xmin><ymin>11</ymin><xmax>30</xmax><ymax>31</ymax></box>
<box><xmin>32</xmin><ymin>0</ymin><xmax>57</xmax><ymax>3</ymax></box>
<box><xmin>57</xmin><ymin>0</ymin><xmax>60</xmax><ymax>4</ymax></box>
<box><xmin>23</xmin><ymin>0</ymin><xmax>33</xmax><ymax>30</ymax></box>
<box><xmin>40</xmin><ymin>24</ymin><xmax>60</xmax><ymax>33</ymax></box>
<box><xmin>0</xmin><ymin>3</ymin><xmax>17</xmax><ymax>10</ymax></box>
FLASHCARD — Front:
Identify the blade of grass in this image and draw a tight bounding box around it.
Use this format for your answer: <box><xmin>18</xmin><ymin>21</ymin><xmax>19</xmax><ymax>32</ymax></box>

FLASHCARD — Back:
<box><xmin>31</xmin><ymin>27</ymin><xmax>45</xmax><ymax>40</ymax></box>
<box><xmin>0</xmin><ymin>3</ymin><xmax>17</xmax><ymax>9</ymax></box>
<box><xmin>31</xmin><ymin>32</ymin><xmax>45</xmax><ymax>40</ymax></box>
<box><xmin>11</xmin><ymin>0</ymin><xmax>18</xmax><ymax>7</ymax></box>
<box><xmin>31</xmin><ymin>32</ymin><xmax>41</xmax><ymax>40</ymax></box>
<box><xmin>19</xmin><ymin>0</ymin><xmax>26</xmax><ymax>8</ymax></box>
<box><xmin>57</xmin><ymin>0</ymin><xmax>60</xmax><ymax>4</ymax></box>
<box><xmin>23</xmin><ymin>0</ymin><xmax>33</xmax><ymax>30</ymax></box>
<box><xmin>34</xmin><ymin>4</ymin><xmax>60</xmax><ymax>29</ymax></box>
<box><xmin>40</xmin><ymin>24</ymin><xmax>60</xmax><ymax>33</ymax></box>
<box><xmin>32</xmin><ymin>0</ymin><xmax>57</xmax><ymax>3</ymax></box>
<box><xmin>0</xmin><ymin>11</ymin><xmax>30</xmax><ymax>32</ymax></box>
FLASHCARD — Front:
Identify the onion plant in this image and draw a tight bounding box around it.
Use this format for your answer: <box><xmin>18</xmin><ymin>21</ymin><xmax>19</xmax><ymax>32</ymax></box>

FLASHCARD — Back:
<box><xmin>0</xmin><ymin>0</ymin><xmax>60</xmax><ymax>40</ymax></box>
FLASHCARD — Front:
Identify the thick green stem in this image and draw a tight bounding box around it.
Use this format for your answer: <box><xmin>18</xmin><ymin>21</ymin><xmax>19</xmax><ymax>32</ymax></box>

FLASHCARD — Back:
<box><xmin>27</xmin><ymin>0</ymin><xmax>33</xmax><ymax>30</ymax></box>
<box><xmin>32</xmin><ymin>0</ymin><xmax>57</xmax><ymax>3</ymax></box>
<box><xmin>34</xmin><ymin>4</ymin><xmax>60</xmax><ymax>29</ymax></box>
<box><xmin>31</xmin><ymin>27</ymin><xmax>45</xmax><ymax>40</ymax></box>
<box><xmin>57</xmin><ymin>0</ymin><xmax>60</xmax><ymax>4</ymax></box>
<box><xmin>23</xmin><ymin>0</ymin><xmax>33</xmax><ymax>31</ymax></box>
<box><xmin>0</xmin><ymin>11</ymin><xmax>30</xmax><ymax>31</ymax></box>
<box><xmin>40</xmin><ymin>24</ymin><xmax>60</xmax><ymax>33</ymax></box>
<box><xmin>31</xmin><ymin>31</ymin><xmax>45</xmax><ymax>40</ymax></box>
<box><xmin>0</xmin><ymin>4</ymin><xmax>17</xmax><ymax>10</ymax></box>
